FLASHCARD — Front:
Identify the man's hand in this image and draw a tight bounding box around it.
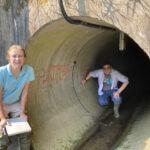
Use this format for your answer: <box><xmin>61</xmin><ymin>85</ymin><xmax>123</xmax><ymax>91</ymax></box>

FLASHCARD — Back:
<box><xmin>0</xmin><ymin>119</ymin><xmax>10</xmax><ymax>130</ymax></box>
<box><xmin>81</xmin><ymin>80</ymin><xmax>86</xmax><ymax>86</ymax></box>
<box><xmin>113</xmin><ymin>91</ymin><xmax>120</xmax><ymax>98</ymax></box>
<box><xmin>20</xmin><ymin>113</ymin><xmax>28</xmax><ymax>121</ymax></box>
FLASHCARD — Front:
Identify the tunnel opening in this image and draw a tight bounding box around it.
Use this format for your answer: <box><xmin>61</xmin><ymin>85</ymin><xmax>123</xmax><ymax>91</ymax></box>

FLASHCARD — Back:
<box><xmin>26</xmin><ymin>18</ymin><xmax>150</xmax><ymax>150</ymax></box>
<box><xmin>117</xmin><ymin>37</ymin><xmax>150</xmax><ymax>109</ymax></box>
<box><xmin>73</xmin><ymin>31</ymin><xmax>150</xmax><ymax>122</ymax></box>
<box><xmin>87</xmin><ymin>35</ymin><xmax>150</xmax><ymax>109</ymax></box>
<box><xmin>76</xmin><ymin>35</ymin><xmax>150</xmax><ymax>150</ymax></box>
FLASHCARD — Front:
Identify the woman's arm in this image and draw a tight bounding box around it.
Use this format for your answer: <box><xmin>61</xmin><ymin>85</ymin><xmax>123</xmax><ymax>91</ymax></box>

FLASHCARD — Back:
<box><xmin>0</xmin><ymin>86</ymin><xmax>5</xmax><ymax>120</ymax></box>
<box><xmin>20</xmin><ymin>82</ymin><xmax>31</xmax><ymax>120</ymax></box>
<box><xmin>0</xmin><ymin>86</ymin><xmax>9</xmax><ymax>130</ymax></box>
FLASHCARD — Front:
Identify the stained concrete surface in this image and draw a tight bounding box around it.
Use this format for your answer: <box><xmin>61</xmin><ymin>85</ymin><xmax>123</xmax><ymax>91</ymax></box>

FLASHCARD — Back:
<box><xmin>0</xmin><ymin>1</ymin><xmax>150</xmax><ymax>150</ymax></box>
<box><xmin>25</xmin><ymin>19</ymin><xmax>120</xmax><ymax>150</ymax></box>
<box><xmin>115</xmin><ymin>100</ymin><xmax>150</xmax><ymax>150</ymax></box>
<box><xmin>25</xmin><ymin>18</ymin><xmax>150</xmax><ymax>150</ymax></box>
<box><xmin>78</xmin><ymin>104</ymin><xmax>134</xmax><ymax>150</ymax></box>
<box><xmin>77</xmin><ymin>99</ymin><xmax>150</xmax><ymax>150</ymax></box>
<box><xmin>77</xmin><ymin>37</ymin><xmax>150</xmax><ymax>150</ymax></box>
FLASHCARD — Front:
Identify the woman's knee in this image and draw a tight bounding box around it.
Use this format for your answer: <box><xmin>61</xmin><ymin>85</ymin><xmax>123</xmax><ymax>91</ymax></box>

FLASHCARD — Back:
<box><xmin>0</xmin><ymin>131</ymin><xmax>10</xmax><ymax>150</ymax></box>
<box><xmin>8</xmin><ymin>133</ymin><xmax>31</xmax><ymax>150</ymax></box>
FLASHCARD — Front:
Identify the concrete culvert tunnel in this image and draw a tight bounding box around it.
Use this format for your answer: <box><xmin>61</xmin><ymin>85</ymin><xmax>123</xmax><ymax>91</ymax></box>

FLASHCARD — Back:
<box><xmin>25</xmin><ymin>18</ymin><xmax>150</xmax><ymax>150</ymax></box>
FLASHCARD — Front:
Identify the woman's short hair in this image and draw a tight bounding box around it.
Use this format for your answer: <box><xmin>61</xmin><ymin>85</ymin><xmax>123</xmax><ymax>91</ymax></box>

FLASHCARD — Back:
<box><xmin>7</xmin><ymin>45</ymin><xmax>26</xmax><ymax>58</ymax></box>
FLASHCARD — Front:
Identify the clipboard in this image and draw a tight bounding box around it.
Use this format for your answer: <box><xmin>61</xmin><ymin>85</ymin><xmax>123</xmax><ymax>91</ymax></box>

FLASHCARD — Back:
<box><xmin>5</xmin><ymin>117</ymin><xmax>32</xmax><ymax>136</ymax></box>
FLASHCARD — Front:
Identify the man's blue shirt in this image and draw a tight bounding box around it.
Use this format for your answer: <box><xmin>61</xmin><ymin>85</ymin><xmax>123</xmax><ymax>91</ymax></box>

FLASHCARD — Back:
<box><xmin>0</xmin><ymin>64</ymin><xmax>35</xmax><ymax>104</ymax></box>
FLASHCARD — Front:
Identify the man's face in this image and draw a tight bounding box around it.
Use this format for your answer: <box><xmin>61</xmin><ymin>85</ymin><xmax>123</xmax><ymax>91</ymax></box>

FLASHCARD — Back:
<box><xmin>103</xmin><ymin>64</ymin><xmax>112</xmax><ymax>75</ymax></box>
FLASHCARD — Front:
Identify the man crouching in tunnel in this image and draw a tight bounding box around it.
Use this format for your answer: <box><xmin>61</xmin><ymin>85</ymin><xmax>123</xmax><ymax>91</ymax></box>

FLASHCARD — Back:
<box><xmin>82</xmin><ymin>62</ymin><xmax>129</xmax><ymax>118</ymax></box>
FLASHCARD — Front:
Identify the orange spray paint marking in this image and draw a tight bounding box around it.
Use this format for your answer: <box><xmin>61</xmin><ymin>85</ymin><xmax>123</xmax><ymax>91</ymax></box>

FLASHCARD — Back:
<box><xmin>50</xmin><ymin>64</ymin><xmax>69</xmax><ymax>81</ymax></box>
<box><xmin>27</xmin><ymin>0</ymin><xmax>48</xmax><ymax>5</ymax></box>
<box><xmin>39</xmin><ymin>64</ymin><xmax>70</xmax><ymax>83</ymax></box>
<box><xmin>40</xmin><ymin>68</ymin><xmax>49</xmax><ymax>82</ymax></box>
<box><xmin>144</xmin><ymin>138</ymin><xmax>150</xmax><ymax>150</ymax></box>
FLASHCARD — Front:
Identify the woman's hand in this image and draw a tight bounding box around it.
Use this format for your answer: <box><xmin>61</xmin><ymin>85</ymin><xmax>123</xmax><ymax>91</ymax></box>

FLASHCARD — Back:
<box><xmin>20</xmin><ymin>113</ymin><xmax>28</xmax><ymax>121</ymax></box>
<box><xmin>0</xmin><ymin>119</ymin><xmax>10</xmax><ymax>130</ymax></box>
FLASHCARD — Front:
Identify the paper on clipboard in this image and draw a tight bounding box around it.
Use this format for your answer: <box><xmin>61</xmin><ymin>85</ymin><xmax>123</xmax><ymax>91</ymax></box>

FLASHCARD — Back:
<box><xmin>5</xmin><ymin>117</ymin><xmax>31</xmax><ymax>136</ymax></box>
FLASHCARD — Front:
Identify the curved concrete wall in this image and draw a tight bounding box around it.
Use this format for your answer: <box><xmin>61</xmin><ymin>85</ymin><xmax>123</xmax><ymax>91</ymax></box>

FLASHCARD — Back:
<box><xmin>0</xmin><ymin>0</ymin><xmax>150</xmax><ymax>63</ymax></box>
<box><xmin>26</xmin><ymin>19</ymin><xmax>120</xmax><ymax>149</ymax></box>
<box><xmin>0</xmin><ymin>1</ymin><xmax>150</xmax><ymax>150</ymax></box>
<box><xmin>25</xmin><ymin>18</ymin><xmax>150</xmax><ymax>150</ymax></box>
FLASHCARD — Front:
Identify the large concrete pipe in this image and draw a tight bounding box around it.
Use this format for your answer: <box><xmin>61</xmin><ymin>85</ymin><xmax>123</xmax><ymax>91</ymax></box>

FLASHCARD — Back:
<box><xmin>0</xmin><ymin>1</ymin><xmax>150</xmax><ymax>150</ymax></box>
<box><xmin>25</xmin><ymin>18</ymin><xmax>150</xmax><ymax>150</ymax></box>
<box><xmin>25</xmin><ymin>19</ymin><xmax>118</xmax><ymax>150</ymax></box>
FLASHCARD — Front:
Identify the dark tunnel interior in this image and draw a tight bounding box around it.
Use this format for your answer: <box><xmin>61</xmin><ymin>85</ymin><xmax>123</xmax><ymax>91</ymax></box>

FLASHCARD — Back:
<box><xmin>76</xmin><ymin>35</ymin><xmax>150</xmax><ymax>150</ymax></box>
<box><xmin>87</xmin><ymin>35</ymin><xmax>150</xmax><ymax>111</ymax></box>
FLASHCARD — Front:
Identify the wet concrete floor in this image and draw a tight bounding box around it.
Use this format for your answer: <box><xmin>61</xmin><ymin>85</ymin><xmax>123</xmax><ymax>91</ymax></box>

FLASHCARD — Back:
<box><xmin>116</xmin><ymin>100</ymin><xmax>150</xmax><ymax>150</ymax></box>
<box><xmin>78</xmin><ymin>101</ymin><xmax>145</xmax><ymax>150</ymax></box>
